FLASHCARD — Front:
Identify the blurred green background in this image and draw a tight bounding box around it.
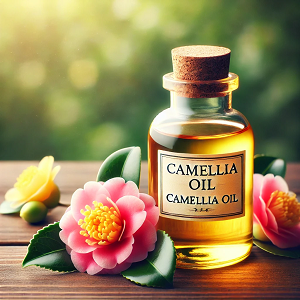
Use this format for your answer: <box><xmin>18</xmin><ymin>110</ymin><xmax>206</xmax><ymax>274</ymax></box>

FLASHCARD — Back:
<box><xmin>1</xmin><ymin>0</ymin><xmax>300</xmax><ymax>161</ymax></box>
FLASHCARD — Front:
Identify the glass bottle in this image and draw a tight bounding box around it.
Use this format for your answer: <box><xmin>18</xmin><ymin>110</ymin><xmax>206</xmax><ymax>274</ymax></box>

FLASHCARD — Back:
<box><xmin>148</xmin><ymin>45</ymin><xmax>254</xmax><ymax>269</ymax></box>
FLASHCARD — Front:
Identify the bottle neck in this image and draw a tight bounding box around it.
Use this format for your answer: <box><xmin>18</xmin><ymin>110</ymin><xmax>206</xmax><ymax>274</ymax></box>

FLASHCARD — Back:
<box><xmin>170</xmin><ymin>92</ymin><xmax>232</xmax><ymax>116</ymax></box>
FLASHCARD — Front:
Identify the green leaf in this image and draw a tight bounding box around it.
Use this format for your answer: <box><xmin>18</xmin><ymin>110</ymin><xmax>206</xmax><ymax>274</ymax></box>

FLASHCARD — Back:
<box><xmin>0</xmin><ymin>200</ymin><xmax>23</xmax><ymax>214</ymax></box>
<box><xmin>254</xmin><ymin>239</ymin><xmax>300</xmax><ymax>258</ymax></box>
<box><xmin>22</xmin><ymin>222</ymin><xmax>77</xmax><ymax>272</ymax></box>
<box><xmin>96</xmin><ymin>146</ymin><xmax>141</xmax><ymax>187</ymax></box>
<box><xmin>121</xmin><ymin>230</ymin><xmax>176</xmax><ymax>288</ymax></box>
<box><xmin>254</xmin><ymin>154</ymin><xmax>286</xmax><ymax>177</ymax></box>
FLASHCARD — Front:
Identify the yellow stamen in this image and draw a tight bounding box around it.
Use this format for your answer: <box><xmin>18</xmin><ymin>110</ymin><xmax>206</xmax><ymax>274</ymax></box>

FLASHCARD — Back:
<box><xmin>269</xmin><ymin>190</ymin><xmax>300</xmax><ymax>228</ymax></box>
<box><xmin>78</xmin><ymin>198</ymin><xmax>124</xmax><ymax>246</ymax></box>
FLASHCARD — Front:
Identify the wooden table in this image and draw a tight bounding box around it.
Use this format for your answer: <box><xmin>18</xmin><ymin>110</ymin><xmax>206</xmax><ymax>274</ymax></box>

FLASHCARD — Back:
<box><xmin>1</xmin><ymin>161</ymin><xmax>300</xmax><ymax>299</ymax></box>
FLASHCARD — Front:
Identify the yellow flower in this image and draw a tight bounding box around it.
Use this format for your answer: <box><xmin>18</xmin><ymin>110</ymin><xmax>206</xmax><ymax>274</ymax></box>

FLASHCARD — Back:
<box><xmin>5</xmin><ymin>156</ymin><xmax>61</xmax><ymax>208</ymax></box>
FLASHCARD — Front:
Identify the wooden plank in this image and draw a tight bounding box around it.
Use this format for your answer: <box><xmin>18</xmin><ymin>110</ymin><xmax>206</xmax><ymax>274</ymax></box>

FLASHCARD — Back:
<box><xmin>0</xmin><ymin>246</ymin><xmax>299</xmax><ymax>299</ymax></box>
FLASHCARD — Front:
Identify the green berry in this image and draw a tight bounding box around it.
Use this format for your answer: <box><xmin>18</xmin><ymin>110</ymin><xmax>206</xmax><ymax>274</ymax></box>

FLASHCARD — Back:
<box><xmin>20</xmin><ymin>201</ymin><xmax>48</xmax><ymax>223</ymax></box>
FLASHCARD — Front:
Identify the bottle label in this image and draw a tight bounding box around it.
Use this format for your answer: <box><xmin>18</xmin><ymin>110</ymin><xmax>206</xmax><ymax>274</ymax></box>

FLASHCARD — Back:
<box><xmin>158</xmin><ymin>150</ymin><xmax>245</xmax><ymax>221</ymax></box>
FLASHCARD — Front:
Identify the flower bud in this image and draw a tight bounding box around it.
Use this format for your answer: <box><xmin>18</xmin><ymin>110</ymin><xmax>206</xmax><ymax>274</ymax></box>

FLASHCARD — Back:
<box><xmin>20</xmin><ymin>201</ymin><xmax>48</xmax><ymax>223</ymax></box>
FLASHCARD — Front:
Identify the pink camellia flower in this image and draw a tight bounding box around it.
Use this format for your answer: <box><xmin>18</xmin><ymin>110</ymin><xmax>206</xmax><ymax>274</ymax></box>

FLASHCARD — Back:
<box><xmin>253</xmin><ymin>173</ymin><xmax>300</xmax><ymax>248</ymax></box>
<box><xmin>59</xmin><ymin>177</ymin><xmax>159</xmax><ymax>275</ymax></box>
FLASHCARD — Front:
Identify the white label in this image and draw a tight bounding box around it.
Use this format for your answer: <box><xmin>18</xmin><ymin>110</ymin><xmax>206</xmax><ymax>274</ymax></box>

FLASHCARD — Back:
<box><xmin>158</xmin><ymin>150</ymin><xmax>245</xmax><ymax>221</ymax></box>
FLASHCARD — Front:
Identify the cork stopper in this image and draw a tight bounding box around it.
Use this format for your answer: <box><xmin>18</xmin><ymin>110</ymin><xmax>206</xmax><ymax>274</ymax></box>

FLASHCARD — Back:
<box><xmin>172</xmin><ymin>45</ymin><xmax>231</xmax><ymax>81</ymax></box>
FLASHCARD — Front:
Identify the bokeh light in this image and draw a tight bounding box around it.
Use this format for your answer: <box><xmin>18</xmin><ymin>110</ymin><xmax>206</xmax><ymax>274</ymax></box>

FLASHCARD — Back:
<box><xmin>17</xmin><ymin>61</ymin><xmax>46</xmax><ymax>88</ymax></box>
<box><xmin>68</xmin><ymin>60</ymin><xmax>98</xmax><ymax>89</ymax></box>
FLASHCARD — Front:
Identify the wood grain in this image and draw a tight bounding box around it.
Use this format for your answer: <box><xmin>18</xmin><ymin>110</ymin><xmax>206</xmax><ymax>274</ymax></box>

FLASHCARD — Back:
<box><xmin>0</xmin><ymin>246</ymin><xmax>299</xmax><ymax>299</ymax></box>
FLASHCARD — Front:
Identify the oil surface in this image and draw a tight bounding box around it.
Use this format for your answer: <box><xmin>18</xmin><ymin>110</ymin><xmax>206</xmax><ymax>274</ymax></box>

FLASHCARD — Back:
<box><xmin>148</xmin><ymin>120</ymin><xmax>254</xmax><ymax>269</ymax></box>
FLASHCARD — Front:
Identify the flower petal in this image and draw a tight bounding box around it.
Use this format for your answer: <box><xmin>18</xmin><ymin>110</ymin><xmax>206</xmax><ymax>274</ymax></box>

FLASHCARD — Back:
<box><xmin>253</xmin><ymin>174</ymin><xmax>270</xmax><ymax>227</ymax></box>
<box><xmin>66</xmin><ymin>245</ymin><xmax>72</xmax><ymax>255</ymax></box>
<box><xmin>5</xmin><ymin>188</ymin><xmax>26</xmax><ymax>207</ymax></box>
<box><xmin>26</xmin><ymin>180</ymin><xmax>55</xmax><ymax>203</ymax></box>
<box><xmin>116</xmin><ymin>196</ymin><xmax>146</xmax><ymax>238</ymax></box>
<box><xmin>59</xmin><ymin>210</ymin><xmax>77</xmax><ymax>245</ymax></box>
<box><xmin>127</xmin><ymin>219</ymin><xmax>157</xmax><ymax>263</ymax></box>
<box><xmin>261</xmin><ymin>174</ymin><xmax>289</xmax><ymax>206</ymax></box>
<box><xmin>97</xmin><ymin>261</ymin><xmax>132</xmax><ymax>274</ymax></box>
<box><xmin>67</xmin><ymin>228</ymin><xmax>97</xmax><ymax>254</ymax></box>
<box><xmin>93</xmin><ymin>236</ymin><xmax>134</xmax><ymax>269</ymax></box>
<box><xmin>263</xmin><ymin>224</ymin><xmax>300</xmax><ymax>248</ymax></box>
<box><xmin>103</xmin><ymin>178</ymin><xmax>139</xmax><ymax>203</ymax></box>
<box><xmin>82</xmin><ymin>181</ymin><xmax>110</xmax><ymax>202</ymax></box>
<box><xmin>254</xmin><ymin>195</ymin><xmax>268</xmax><ymax>227</ymax></box>
<box><xmin>51</xmin><ymin>165</ymin><xmax>61</xmax><ymax>180</ymax></box>
<box><xmin>139</xmin><ymin>193</ymin><xmax>159</xmax><ymax>226</ymax></box>
<box><xmin>265</xmin><ymin>207</ymin><xmax>278</xmax><ymax>232</ymax></box>
<box><xmin>38</xmin><ymin>156</ymin><xmax>54</xmax><ymax>176</ymax></box>
<box><xmin>70</xmin><ymin>183</ymin><xmax>110</xmax><ymax>222</ymax></box>
<box><xmin>253</xmin><ymin>216</ymin><xmax>270</xmax><ymax>242</ymax></box>
<box><xmin>70</xmin><ymin>251</ymin><xmax>103</xmax><ymax>275</ymax></box>
<box><xmin>19</xmin><ymin>168</ymin><xmax>48</xmax><ymax>199</ymax></box>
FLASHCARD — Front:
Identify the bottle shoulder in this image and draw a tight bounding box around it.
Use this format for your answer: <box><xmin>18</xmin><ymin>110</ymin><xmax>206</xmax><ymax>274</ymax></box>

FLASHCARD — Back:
<box><xmin>150</xmin><ymin>108</ymin><xmax>250</xmax><ymax>137</ymax></box>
